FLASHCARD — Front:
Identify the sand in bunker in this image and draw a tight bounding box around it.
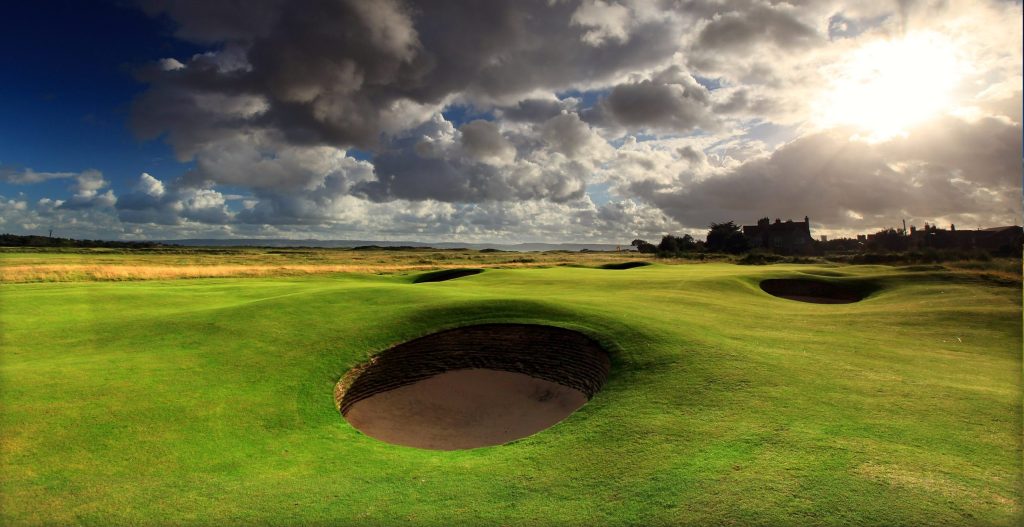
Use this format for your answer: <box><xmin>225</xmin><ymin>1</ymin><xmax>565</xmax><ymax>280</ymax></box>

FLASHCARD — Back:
<box><xmin>344</xmin><ymin>368</ymin><xmax>588</xmax><ymax>450</ymax></box>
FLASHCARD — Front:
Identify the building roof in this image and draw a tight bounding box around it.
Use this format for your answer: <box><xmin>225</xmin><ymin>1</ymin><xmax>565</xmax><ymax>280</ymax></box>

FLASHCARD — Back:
<box><xmin>978</xmin><ymin>226</ymin><xmax>1022</xmax><ymax>233</ymax></box>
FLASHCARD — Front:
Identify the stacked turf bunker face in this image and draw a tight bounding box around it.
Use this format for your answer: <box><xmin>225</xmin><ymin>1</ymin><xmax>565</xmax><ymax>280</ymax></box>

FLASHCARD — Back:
<box><xmin>336</xmin><ymin>324</ymin><xmax>611</xmax><ymax>450</ymax></box>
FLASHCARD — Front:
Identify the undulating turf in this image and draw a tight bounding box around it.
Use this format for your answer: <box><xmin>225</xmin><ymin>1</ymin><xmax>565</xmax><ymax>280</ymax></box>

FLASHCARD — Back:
<box><xmin>1</xmin><ymin>263</ymin><xmax>1020</xmax><ymax>525</ymax></box>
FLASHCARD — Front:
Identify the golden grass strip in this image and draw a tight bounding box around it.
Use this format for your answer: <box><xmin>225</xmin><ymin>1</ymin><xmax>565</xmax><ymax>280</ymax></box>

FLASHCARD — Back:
<box><xmin>0</xmin><ymin>260</ymin><xmax>597</xmax><ymax>283</ymax></box>
<box><xmin>0</xmin><ymin>264</ymin><xmax>431</xmax><ymax>283</ymax></box>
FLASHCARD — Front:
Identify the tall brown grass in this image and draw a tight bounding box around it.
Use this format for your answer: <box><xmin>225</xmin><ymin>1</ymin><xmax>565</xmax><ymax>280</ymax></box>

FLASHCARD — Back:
<box><xmin>0</xmin><ymin>264</ymin><xmax>435</xmax><ymax>282</ymax></box>
<box><xmin>0</xmin><ymin>247</ymin><xmax>651</xmax><ymax>283</ymax></box>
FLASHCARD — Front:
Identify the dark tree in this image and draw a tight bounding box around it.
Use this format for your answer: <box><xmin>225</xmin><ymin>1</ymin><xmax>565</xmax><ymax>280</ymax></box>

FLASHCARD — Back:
<box><xmin>705</xmin><ymin>221</ymin><xmax>749</xmax><ymax>254</ymax></box>
<box><xmin>0</xmin><ymin>233</ymin><xmax>166</xmax><ymax>249</ymax></box>
<box><xmin>657</xmin><ymin>234</ymin><xmax>696</xmax><ymax>255</ymax></box>
<box><xmin>631</xmin><ymin>239</ymin><xmax>657</xmax><ymax>253</ymax></box>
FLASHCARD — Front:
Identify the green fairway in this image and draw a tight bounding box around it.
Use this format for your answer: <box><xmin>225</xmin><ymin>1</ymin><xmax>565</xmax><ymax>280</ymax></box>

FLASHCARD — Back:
<box><xmin>1</xmin><ymin>263</ymin><xmax>1020</xmax><ymax>525</ymax></box>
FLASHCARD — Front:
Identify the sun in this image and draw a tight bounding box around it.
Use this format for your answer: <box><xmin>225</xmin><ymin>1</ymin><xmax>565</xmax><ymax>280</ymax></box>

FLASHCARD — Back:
<box><xmin>814</xmin><ymin>31</ymin><xmax>965</xmax><ymax>141</ymax></box>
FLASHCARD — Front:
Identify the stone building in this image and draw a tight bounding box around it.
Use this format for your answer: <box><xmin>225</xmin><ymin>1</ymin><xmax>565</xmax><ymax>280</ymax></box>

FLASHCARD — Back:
<box><xmin>909</xmin><ymin>223</ymin><xmax>1022</xmax><ymax>253</ymax></box>
<box><xmin>742</xmin><ymin>216</ymin><xmax>814</xmax><ymax>254</ymax></box>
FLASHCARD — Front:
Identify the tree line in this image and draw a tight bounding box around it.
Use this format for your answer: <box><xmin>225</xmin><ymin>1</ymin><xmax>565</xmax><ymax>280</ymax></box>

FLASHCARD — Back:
<box><xmin>0</xmin><ymin>233</ymin><xmax>170</xmax><ymax>248</ymax></box>
<box><xmin>632</xmin><ymin>221</ymin><xmax>749</xmax><ymax>256</ymax></box>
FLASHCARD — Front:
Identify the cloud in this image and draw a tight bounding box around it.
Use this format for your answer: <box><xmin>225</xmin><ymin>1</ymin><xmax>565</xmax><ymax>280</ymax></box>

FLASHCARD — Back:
<box><xmin>498</xmin><ymin>98</ymin><xmax>574</xmax><ymax>123</ymax></box>
<box><xmin>459</xmin><ymin>120</ymin><xmax>516</xmax><ymax>164</ymax></box>
<box><xmin>598</xmin><ymin>66</ymin><xmax>717</xmax><ymax>132</ymax></box>
<box><xmin>68</xmin><ymin>171</ymin><xmax>679</xmax><ymax>242</ymax></box>
<box><xmin>643</xmin><ymin>116</ymin><xmax>1023</xmax><ymax>231</ymax></box>
<box><xmin>63</xmin><ymin>171</ymin><xmax>117</xmax><ymax>210</ymax></box>
<box><xmin>136</xmin><ymin>172</ymin><xmax>165</xmax><ymax>197</ymax></box>
<box><xmin>539</xmin><ymin>112</ymin><xmax>608</xmax><ymax>159</ymax></box>
<box><xmin>5</xmin><ymin>0</ymin><xmax>1017</xmax><ymax>243</ymax></box>
<box><xmin>180</xmin><ymin>130</ymin><xmax>374</xmax><ymax>192</ymax></box>
<box><xmin>0</xmin><ymin>168</ymin><xmax>117</xmax><ymax>210</ymax></box>
<box><xmin>354</xmin><ymin>114</ymin><xmax>598</xmax><ymax>203</ymax></box>
<box><xmin>0</xmin><ymin>167</ymin><xmax>80</xmax><ymax>185</ymax></box>
<box><xmin>695</xmin><ymin>3</ymin><xmax>819</xmax><ymax>53</ymax></box>
<box><xmin>571</xmin><ymin>0</ymin><xmax>634</xmax><ymax>46</ymax></box>
<box><xmin>117</xmin><ymin>173</ymin><xmax>232</xmax><ymax>225</ymax></box>
<box><xmin>132</xmin><ymin>0</ymin><xmax>687</xmax><ymax>156</ymax></box>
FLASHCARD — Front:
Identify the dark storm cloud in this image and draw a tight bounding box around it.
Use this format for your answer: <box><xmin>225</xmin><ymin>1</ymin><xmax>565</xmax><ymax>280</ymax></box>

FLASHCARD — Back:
<box><xmin>539</xmin><ymin>113</ymin><xmax>602</xmax><ymax>159</ymax></box>
<box><xmin>459</xmin><ymin>120</ymin><xmax>515</xmax><ymax>162</ymax></box>
<box><xmin>579</xmin><ymin>64</ymin><xmax>724</xmax><ymax>132</ymax></box>
<box><xmin>883</xmin><ymin>116</ymin><xmax>1023</xmax><ymax>188</ymax></box>
<box><xmin>116</xmin><ymin>191</ymin><xmax>181</xmax><ymax>225</ymax></box>
<box><xmin>355</xmin><ymin>134</ymin><xmax>588</xmax><ymax>204</ymax></box>
<box><xmin>696</xmin><ymin>4</ymin><xmax>818</xmax><ymax>52</ymax></box>
<box><xmin>499</xmin><ymin>98</ymin><xmax>572</xmax><ymax>123</ymax></box>
<box><xmin>677</xmin><ymin>145</ymin><xmax>706</xmax><ymax>165</ymax></box>
<box><xmin>711</xmin><ymin>88</ymin><xmax>776</xmax><ymax>116</ymax></box>
<box><xmin>133</xmin><ymin>0</ymin><xmax>686</xmax><ymax>155</ymax></box>
<box><xmin>647</xmin><ymin>116</ymin><xmax>1023</xmax><ymax>229</ymax></box>
<box><xmin>88</xmin><ymin>0</ymin><xmax>1018</xmax><ymax>240</ymax></box>
<box><xmin>600</xmin><ymin>66</ymin><xmax>717</xmax><ymax>132</ymax></box>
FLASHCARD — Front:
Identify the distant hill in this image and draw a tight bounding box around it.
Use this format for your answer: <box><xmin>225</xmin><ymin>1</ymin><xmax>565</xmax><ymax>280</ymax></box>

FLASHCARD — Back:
<box><xmin>0</xmin><ymin>233</ymin><xmax>171</xmax><ymax>248</ymax></box>
<box><xmin>0</xmin><ymin>233</ymin><xmax>629</xmax><ymax>252</ymax></box>
<box><xmin>157</xmin><ymin>238</ymin><xmax>630</xmax><ymax>252</ymax></box>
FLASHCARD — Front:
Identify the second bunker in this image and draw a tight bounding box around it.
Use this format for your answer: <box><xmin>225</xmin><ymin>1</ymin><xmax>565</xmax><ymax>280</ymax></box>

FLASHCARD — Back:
<box><xmin>760</xmin><ymin>278</ymin><xmax>866</xmax><ymax>304</ymax></box>
<box><xmin>336</xmin><ymin>324</ymin><xmax>610</xmax><ymax>450</ymax></box>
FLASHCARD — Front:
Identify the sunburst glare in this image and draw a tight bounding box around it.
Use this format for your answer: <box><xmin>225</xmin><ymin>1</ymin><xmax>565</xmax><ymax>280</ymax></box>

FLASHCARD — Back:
<box><xmin>815</xmin><ymin>31</ymin><xmax>967</xmax><ymax>141</ymax></box>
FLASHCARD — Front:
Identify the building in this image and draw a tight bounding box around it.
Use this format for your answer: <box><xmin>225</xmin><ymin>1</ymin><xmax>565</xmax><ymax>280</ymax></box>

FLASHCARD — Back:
<box><xmin>742</xmin><ymin>216</ymin><xmax>814</xmax><ymax>254</ymax></box>
<box><xmin>909</xmin><ymin>223</ymin><xmax>1022</xmax><ymax>253</ymax></box>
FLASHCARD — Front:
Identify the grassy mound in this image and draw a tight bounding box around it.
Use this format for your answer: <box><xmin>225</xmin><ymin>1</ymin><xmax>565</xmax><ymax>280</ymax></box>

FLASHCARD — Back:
<box><xmin>1</xmin><ymin>263</ymin><xmax>1020</xmax><ymax>525</ymax></box>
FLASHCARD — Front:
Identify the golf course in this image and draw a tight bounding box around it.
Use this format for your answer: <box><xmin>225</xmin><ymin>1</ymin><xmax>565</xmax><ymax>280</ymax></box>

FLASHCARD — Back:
<box><xmin>1</xmin><ymin>254</ymin><xmax>1020</xmax><ymax>525</ymax></box>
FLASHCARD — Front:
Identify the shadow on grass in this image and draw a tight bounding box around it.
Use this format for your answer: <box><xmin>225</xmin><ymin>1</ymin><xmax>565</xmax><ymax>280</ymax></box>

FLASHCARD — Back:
<box><xmin>413</xmin><ymin>268</ymin><xmax>484</xmax><ymax>283</ymax></box>
<box><xmin>599</xmin><ymin>261</ymin><xmax>652</xmax><ymax>270</ymax></box>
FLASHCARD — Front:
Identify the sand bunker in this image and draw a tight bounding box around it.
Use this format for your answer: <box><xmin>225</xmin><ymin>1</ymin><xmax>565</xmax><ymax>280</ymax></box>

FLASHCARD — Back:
<box><xmin>760</xmin><ymin>278</ymin><xmax>864</xmax><ymax>304</ymax></box>
<box><xmin>600</xmin><ymin>261</ymin><xmax>651</xmax><ymax>270</ymax></box>
<box><xmin>336</xmin><ymin>324</ymin><xmax>610</xmax><ymax>450</ymax></box>
<box><xmin>413</xmin><ymin>268</ymin><xmax>483</xmax><ymax>283</ymax></box>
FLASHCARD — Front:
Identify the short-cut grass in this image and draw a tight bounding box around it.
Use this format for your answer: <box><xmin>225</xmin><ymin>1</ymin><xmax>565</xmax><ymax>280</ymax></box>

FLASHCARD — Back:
<box><xmin>1</xmin><ymin>258</ymin><xmax>1020</xmax><ymax>525</ymax></box>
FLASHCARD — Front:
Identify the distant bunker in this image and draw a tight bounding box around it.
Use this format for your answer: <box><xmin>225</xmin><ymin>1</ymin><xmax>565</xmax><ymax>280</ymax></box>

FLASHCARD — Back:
<box><xmin>760</xmin><ymin>278</ymin><xmax>865</xmax><ymax>304</ymax></box>
<box><xmin>600</xmin><ymin>261</ymin><xmax>651</xmax><ymax>270</ymax></box>
<box><xmin>336</xmin><ymin>324</ymin><xmax>611</xmax><ymax>450</ymax></box>
<box><xmin>413</xmin><ymin>268</ymin><xmax>483</xmax><ymax>283</ymax></box>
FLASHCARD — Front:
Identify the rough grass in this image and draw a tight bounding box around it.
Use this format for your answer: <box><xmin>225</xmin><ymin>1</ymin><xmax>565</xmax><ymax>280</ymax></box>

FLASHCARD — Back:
<box><xmin>0</xmin><ymin>247</ymin><xmax>652</xmax><ymax>282</ymax></box>
<box><xmin>0</xmin><ymin>260</ymin><xmax>1020</xmax><ymax>526</ymax></box>
<box><xmin>0</xmin><ymin>263</ymin><xmax>431</xmax><ymax>281</ymax></box>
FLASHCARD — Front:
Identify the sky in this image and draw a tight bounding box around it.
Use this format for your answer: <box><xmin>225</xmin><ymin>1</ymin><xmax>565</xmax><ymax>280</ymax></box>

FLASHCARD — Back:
<box><xmin>0</xmin><ymin>0</ymin><xmax>1021</xmax><ymax>243</ymax></box>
